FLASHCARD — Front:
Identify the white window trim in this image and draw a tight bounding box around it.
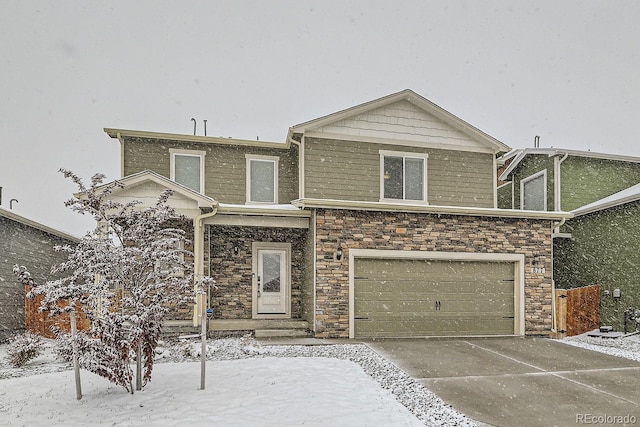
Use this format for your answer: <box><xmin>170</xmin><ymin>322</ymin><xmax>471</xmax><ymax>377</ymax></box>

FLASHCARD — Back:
<box><xmin>520</xmin><ymin>170</ymin><xmax>547</xmax><ymax>211</ymax></box>
<box><xmin>169</xmin><ymin>149</ymin><xmax>206</xmax><ymax>194</ymax></box>
<box><xmin>246</xmin><ymin>154</ymin><xmax>279</xmax><ymax>204</ymax></box>
<box><xmin>379</xmin><ymin>150</ymin><xmax>428</xmax><ymax>204</ymax></box>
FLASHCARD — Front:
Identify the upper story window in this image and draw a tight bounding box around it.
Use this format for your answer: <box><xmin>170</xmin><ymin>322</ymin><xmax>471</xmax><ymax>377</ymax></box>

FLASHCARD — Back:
<box><xmin>246</xmin><ymin>155</ymin><xmax>279</xmax><ymax>204</ymax></box>
<box><xmin>380</xmin><ymin>150</ymin><xmax>428</xmax><ymax>202</ymax></box>
<box><xmin>521</xmin><ymin>170</ymin><xmax>547</xmax><ymax>211</ymax></box>
<box><xmin>170</xmin><ymin>149</ymin><xmax>206</xmax><ymax>193</ymax></box>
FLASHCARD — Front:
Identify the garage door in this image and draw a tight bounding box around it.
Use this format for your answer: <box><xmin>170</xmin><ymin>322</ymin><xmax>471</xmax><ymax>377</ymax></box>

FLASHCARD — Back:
<box><xmin>354</xmin><ymin>258</ymin><xmax>515</xmax><ymax>338</ymax></box>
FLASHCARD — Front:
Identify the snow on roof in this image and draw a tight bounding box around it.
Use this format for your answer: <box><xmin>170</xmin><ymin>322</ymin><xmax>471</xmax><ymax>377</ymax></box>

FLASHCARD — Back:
<box><xmin>0</xmin><ymin>207</ymin><xmax>79</xmax><ymax>242</ymax></box>
<box><xmin>572</xmin><ymin>182</ymin><xmax>640</xmax><ymax>216</ymax></box>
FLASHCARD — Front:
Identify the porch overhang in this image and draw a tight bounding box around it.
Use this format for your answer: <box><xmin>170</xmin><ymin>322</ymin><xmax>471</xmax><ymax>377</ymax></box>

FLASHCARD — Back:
<box><xmin>204</xmin><ymin>203</ymin><xmax>311</xmax><ymax>228</ymax></box>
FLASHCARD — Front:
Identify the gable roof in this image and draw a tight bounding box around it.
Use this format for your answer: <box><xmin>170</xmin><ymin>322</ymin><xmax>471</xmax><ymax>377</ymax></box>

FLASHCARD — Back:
<box><xmin>572</xmin><ymin>182</ymin><xmax>640</xmax><ymax>216</ymax></box>
<box><xmin>86</xmin><ymin>171</ymin><xmax>217</xmax><ymax>218</ymax></box>
<box><xmin>0</xmin><ymin>207</ymin><xmax>79</xmax><ymax>242</ymax></box>
<box><xmin>288</xmin><ymin>89</ymin><xmax>511</xmax><ymax>154</ymax></box>
<box><xmin>499</xmin><ymin>148</ymin><xmax>640</xmax><ymax>181</ymax></box>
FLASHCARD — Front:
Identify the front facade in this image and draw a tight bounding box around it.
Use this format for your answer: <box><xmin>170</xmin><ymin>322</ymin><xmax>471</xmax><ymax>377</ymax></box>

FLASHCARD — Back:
<box><xmin>104</xmin><ymin>90</ymin><xmax>568</xmax><ymax>338</ymax></box>
<box><xmin>0</xmin><ymin>208</ymin><xmax>79</xmax><ymax>341</ymax></box>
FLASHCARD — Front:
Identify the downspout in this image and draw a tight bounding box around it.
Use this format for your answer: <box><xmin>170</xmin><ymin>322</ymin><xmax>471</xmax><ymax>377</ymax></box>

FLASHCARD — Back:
<box><xmin>193</xmin><ymin>203</ymin><xmax>219</xmax><ymax>326</ymax></box>
<box><xmin>554</xmin><ymin>152</ymin><xmax>569</xmax><ymax>213</ymax></box>
<box><xmin>550</xmin><ymin>213</ymin><xmax>569</xmax><ymax>335</ymax></box>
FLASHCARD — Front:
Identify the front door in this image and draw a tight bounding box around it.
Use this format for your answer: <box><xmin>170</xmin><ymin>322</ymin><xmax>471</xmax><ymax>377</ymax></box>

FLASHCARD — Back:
<box><xmin>253</xmin><ymin>243</ymin><xmax>291</xmax><ymax>317</ymax></box>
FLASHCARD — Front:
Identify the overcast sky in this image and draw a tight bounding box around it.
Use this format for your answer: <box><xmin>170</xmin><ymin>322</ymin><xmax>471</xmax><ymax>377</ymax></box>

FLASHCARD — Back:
<box><xmin>1</xmin><ymin>1</ymin><xmax>639</xmax><ymax>237</ymax></box>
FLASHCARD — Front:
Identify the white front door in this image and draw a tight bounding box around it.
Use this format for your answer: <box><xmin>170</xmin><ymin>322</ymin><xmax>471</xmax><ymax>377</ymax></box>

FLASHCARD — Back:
<box><xmin>254</xmin><ymin>246</ymin><xmax>290</xmax><ymax>316</ymax></box>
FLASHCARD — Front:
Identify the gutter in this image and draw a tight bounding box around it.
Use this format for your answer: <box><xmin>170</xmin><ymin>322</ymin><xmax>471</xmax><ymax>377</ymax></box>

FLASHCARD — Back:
<box><xmin>193</xmin><ymin>202</ymin><xmax>219</xmax><ymax>326</ymax></box>
<box><xmin>292</xmin><ymin>198</ymin><xmax>573</xmax><ymax>221</ymax></box>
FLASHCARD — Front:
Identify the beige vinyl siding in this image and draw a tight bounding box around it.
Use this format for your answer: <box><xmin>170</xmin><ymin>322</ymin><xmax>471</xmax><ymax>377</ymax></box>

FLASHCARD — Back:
<box><xmin>122</xmin><ymin>137</ymin><xmax>298</xmax><ymax>204</ymax></box>
<box><xmin>304</xmin><ymin>137</ymin><xmax>494</xmax><ymax>207</ymax></box>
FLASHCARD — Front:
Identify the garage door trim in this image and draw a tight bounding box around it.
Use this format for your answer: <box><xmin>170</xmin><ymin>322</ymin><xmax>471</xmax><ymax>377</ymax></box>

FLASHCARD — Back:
<box><xmin>348</xmin><ymin>249</ymin><xmax>525</xmax><ymax>338</ymax></box>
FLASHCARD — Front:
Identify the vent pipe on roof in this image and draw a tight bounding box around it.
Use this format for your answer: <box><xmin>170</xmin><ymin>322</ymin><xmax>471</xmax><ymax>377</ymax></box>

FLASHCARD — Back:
<box><xmin>0</xmin><ymin>186</ymin><xmax>2</xmax><ymax>206</ymax></box>
<box><xmin>10</xmin><ymin>199</ymin><xmax>18</xmax><ymax>209</ymax></box>
<box><xmin>191</xmin><ymin>118</ymin><xmax>197</xmax><ymax>135</ymax></box>
<box><xmin>203</xmin><ymin>120</ymin><xmax>207</xmax><ymax>136</ymax></box>
<box><xmin>534</xmin><ymin>135</ymin><xmax>540</xmax><ymax>148</ymax></box>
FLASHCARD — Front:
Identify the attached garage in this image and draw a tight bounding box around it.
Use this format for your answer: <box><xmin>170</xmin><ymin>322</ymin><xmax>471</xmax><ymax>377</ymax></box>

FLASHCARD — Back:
<box><xmin>349</xmin><ymin>250</ymin><xmax>525</xmax><ymax>338</ymax></box>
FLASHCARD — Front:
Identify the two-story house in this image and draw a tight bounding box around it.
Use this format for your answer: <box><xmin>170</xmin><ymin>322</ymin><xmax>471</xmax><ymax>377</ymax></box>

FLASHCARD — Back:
<box><xmin>102</xmin><ymin>89</ymin><xmax>569</xmax><ymax>339</ymax></box>
<box><xmin>498</xmin><ymin>148</ymin><xmax>640</xmax><ymax>330</ymax></box>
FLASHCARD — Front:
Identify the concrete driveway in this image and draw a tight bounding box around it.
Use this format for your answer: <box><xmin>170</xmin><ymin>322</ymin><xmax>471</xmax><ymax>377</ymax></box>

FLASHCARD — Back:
<box><xmin>366</xmin><ymin>337</ymin><xmax>640</xmax><ymax>427</ymax></box>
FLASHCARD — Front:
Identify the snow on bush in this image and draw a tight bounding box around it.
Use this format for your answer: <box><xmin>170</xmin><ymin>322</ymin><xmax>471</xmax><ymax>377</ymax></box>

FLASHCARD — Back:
<box><xmin>6</xmin><ymin>332</ymin><xmax>43</xmax><ymax>368</ymax></box>
<box><xmin>13</xmin><ymin>169</ymin><xmax>215</xmax><ymax>394</ymax></box>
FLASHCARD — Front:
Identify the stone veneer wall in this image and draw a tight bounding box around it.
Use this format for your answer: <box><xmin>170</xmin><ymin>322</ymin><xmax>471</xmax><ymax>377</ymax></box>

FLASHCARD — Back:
<box><xmin>313</xmin><ymin>209</ymin><xmax>554</xmax><ymax>338</ymax></box>
<box><xmin>208</xmin><ymin>225</ymin><xmax>307</xmax><ymax>319</ymax></box>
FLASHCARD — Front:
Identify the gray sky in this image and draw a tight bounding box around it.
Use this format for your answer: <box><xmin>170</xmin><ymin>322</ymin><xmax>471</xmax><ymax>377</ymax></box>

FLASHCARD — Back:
<box><xmin>1</xmin><ymin>1</ymin><xmax>639</xmax><ymax>237</ymax></box>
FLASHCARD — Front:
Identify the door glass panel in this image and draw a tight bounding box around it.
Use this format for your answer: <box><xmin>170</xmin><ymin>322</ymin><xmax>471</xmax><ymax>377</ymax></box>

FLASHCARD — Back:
<box><xmin>262</xmin><ymin>253</ymin><xmax>281</xmax><ymax>292</ymax></box>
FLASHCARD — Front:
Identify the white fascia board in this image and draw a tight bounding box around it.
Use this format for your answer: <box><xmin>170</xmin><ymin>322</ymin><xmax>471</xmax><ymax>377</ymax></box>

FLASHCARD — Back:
<box><xmin>572</xmin><ymin>186</ymin><xmax>640</xmax><ymax>216</ymax></box>
<box><xmin>292</xmin><ymin>198</ymin><xmax>572</xmax><ymax>221</ymax></box>
<box><xmin>303</xmin><ymin>131</ymin><xmax>497</xmax><ymax>154</ymax></box>
<box><xmin>104</xmin><ymin>128</ymin><xmax>289</xmax><ymax>149</ymax></box>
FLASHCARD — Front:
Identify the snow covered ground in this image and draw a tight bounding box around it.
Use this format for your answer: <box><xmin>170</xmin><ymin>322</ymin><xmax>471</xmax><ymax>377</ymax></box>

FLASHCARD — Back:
<box><xmin>0</xmin><ymin>336</ymin><xmax>473</xmax><ymax>427</ymax></box>
<box><xmin>1</xmin><ymin>332</ymin><xmax>638</xmax><ymax>427</ymax></box>
<box><xmin>559</xmin><ymin>331</ymin><xmax>640</xmax><ymax>362</ymax></box>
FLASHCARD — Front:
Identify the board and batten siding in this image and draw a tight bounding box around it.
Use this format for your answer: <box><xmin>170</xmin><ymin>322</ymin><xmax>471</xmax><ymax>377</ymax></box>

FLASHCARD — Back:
<box><xmin>122</xmin><ymin>137</ymin><xmax>299</xmax><ymax>204</ymax></box>
<box><xmin>303</xmin><ymin>137</ymin><xmax>495</xmax><ymax>208</ymax></box>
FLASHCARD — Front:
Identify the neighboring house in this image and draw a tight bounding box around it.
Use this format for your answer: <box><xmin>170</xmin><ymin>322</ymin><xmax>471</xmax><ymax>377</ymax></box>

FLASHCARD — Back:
<box><xmin>102</xmin><ymin>89</ymin><xmax>569</xmax><ymax>339</ymax></box>
<box><xmin>0</xmin><ymin>207</ymin><xmax>79</xmax><ymax>342</ymax></box>
<box><xmin>497</xmin><ymin>148</ymin><xmax>640</xmax><ymax>213</ymax></box>
<box><xmin>555</xmin><ymin>185</ymin><xmax>640</xmax><ymax>331</ymax></box>
<box><xmin>498</xmin><ymin>148</ymin><xmax>640</xmax><ymax>331</ymax></box>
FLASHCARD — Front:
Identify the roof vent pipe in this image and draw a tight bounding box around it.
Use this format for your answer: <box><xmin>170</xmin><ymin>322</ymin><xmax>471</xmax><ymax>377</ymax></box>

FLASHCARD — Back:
<box><xmin>534</xmin><ymin>135</ymin><xmax>540</xmax><ymax>148</ymax></box>
<box><xmin>10</xmin><ymin>199</ymin><xmax>18</xmax><ymax>209</ymax></box>
<box><xmin>191</xmin><ymin>118</ymin><xmax>197</xmax><ymax>135</ymax></box>
<box><xmin>0</xmin><ymin>186</ymin><xmax>2</xmax><ymax>206</ymax></box>
<box><xmin>203</xmin><ymin>120</ymin><xmax>207</xmax><ymax>136</ymax></box>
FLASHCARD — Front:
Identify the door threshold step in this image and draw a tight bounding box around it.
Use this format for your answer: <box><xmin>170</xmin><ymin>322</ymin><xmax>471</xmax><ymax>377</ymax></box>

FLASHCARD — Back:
<box><xmin>254</xmin><ymin>329</ymin><xmax>312</xmax><ymax>338</ymax></box>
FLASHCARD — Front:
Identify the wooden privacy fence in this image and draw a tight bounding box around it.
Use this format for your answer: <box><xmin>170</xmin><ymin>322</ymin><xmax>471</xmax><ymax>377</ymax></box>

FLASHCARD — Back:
<box><xmin>25</xmin><ymin>285</ymin><xmax>90</xmax><ymax>338</ymax></box>
<box><xmin>555</xmin><ymin>284</ymin><xmax>601</xmax><ymax>337</ymax></box>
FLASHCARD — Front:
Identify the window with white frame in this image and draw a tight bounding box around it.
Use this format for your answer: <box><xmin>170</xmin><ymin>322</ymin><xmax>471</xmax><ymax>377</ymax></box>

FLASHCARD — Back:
<box><xmin>380</xmin><ymin>151</ymin><xmax>428</xmax><ymax>202</ymax></box>
<box><xmin>170</xmin><ymin>149</ymin><xmax>205</xmax><ymax>193</ymax></box>
<box><xmin>521</xmin><ymin>170</ymin><xmax>547</xmax><ymax>211</ymax></box>
<box><xmin>246</xmin><ymin>155</ymin><xmax>278</xmax><ymax>204</ymax></box>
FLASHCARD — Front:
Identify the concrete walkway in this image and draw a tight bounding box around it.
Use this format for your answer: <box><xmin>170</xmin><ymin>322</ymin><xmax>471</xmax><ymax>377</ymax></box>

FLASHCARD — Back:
<box><xmin>366</xmin><ymin>337</ymin><xmax>640</xmax><ymax>427</ymax></box>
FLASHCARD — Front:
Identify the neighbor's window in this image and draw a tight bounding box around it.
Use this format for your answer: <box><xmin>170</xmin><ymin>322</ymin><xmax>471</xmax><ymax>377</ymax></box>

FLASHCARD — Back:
<box><xmin>170</xmin><ymin>149</ymin><xmax>205</xmax><ymax>193</ymax></box>
<box><xmin>246</xmin><ymin>155</ymin><xmax>279</xmax><ymax>204</ymax></box>
<box><xmin>380</xmin><ymin>151</ymin><xmax>428</xmax><ymax>202</ymax></box>
<box><xmin>521</xmin><ymin>170</ymin><xmax>547</xmax><ymax>211</ymax></box>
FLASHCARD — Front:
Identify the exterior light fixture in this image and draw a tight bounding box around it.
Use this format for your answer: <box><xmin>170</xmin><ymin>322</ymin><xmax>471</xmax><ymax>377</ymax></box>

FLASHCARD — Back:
<box><xmin>233</xmin><ymin>245</ymin><xmax>239</xmax><ymax>256</ymax></box>
<box><xmin>336</xmin><ymin>245</ymin><xmax>343</xmax><ymax>261</ymax></box>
